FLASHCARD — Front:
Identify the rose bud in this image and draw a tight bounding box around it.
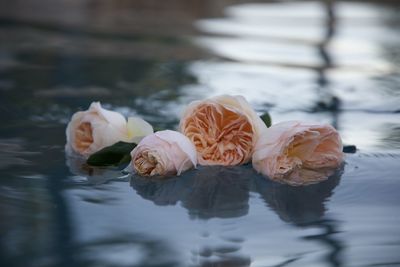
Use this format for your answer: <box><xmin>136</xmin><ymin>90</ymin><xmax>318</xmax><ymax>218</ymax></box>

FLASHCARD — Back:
<box><xmin>131</xmin><ymin>130</ymin><xmax>197</xmax><ymax>177</ymax></box>
<box><xmin>179</xmin><ymin>95</ymin><xmax>267</xmax><ymax>166</ymax></box>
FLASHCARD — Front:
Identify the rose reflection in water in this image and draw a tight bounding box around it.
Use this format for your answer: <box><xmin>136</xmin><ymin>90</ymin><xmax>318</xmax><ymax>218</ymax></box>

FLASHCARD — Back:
<box><xmin>130</xmin><ymin>166</ymin><xmax>251</xmax><ymax>219</ymax></box>
<box><xmin>130</xmin><ymin>166</ymin><xmax>253</xmax><ymax>267</ymax></box>
<box><xmin>67</xmin><ymin>156</ymin><xmax>342</xmax><ymax>223</ymax></box>
<box><xmin>255</xmin><ymin>167</ymin><xmax>345</xmax><ymax>267</ymax></box>
<box><xmin>255</xmin><ymin>167</ymin><xmax>343</xmax><ymax>225</ymax></box>
<box><xmin>130</xmin><ymin>165</ymin><xmax>344</xmax><ymax>266</ymax></box>
<box><xmin>66</xmin><ymin>156</ymin><xmax>128</xmax><ymax>185</ymax></box>
<box><xmin>130</xmin><ymin>165</ymin><xmax>342</xmax><ymax>222</ymax></box>
<box><xmin>67</xmin><ymin>158</ymin><xmax>343</xmax><ymax>267</ymax></box>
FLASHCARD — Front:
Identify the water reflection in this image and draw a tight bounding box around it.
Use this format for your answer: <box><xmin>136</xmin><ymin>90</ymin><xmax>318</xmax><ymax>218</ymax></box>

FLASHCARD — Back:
<box><xmin>256</xmin><ymin>168</ymin><xmax>344</xmax><ymax>267</ymax></box>
<box><xmin>66</xmin><ymin>156</ymin><xmax>128</xmax><ymax>185</ymax></box>
<box><xmin>196</xmin><ymin>255</ymin><xmax>251</xmax><ymax>267</ymax></box>
<box><xmin>132</xmin><ymin>162</ymin><xmax>343</xmax><ymax>215</ymax></box>
<box><xmin>303</xmin><ymin>219</ymin><xmax>344</xmax><ymax>267</ymax></box>
<box><xmin>130</xmin><ymin>164</ymin><xmax>345</xmax><ymax>266</ymax></box>
<box><xmin>0</xmin><ymin>155</ymin><xmax>77</xmax><ymax>267</ymax></box>
<box><xmin>46</xmin><ymin>168</ymin><xmax>76</xmax><ymax>267</ymax></box>
<box><xmin>0</xmin><ymin>138</ymin><xmax>37</xmax><ymax>170</ymax></box>
<box><xmin>130</xmin><ymin>166</ymin><xmax>252</xmax><ymax>219</ymax></box>
<box><xmin>191</xmin><ymin>0</ymin><xmax>400</xmax><ymax>152</ymax></box>
<box><xmin>131</xmin><ymin>163</ymin><xmax>343</xmax><ymax>222</ymax></box>
<box><xmin>255</xmin><ymin>168</ymin><xmax>342</xmax><ymax>225</ymax></box>
<box><xmin>74</xmin><ymin>234</ymin><xmax>181</xmax><ymax>267</ymax></box>
<box><xmin>314</xmin><ymin>0</ymin><xmax>340</xmax><ymax>127</ymax></box>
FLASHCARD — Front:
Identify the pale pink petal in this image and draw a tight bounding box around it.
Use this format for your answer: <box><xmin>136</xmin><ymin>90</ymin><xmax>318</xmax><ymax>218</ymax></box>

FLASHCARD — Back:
<box><xmin>130</xmin><ymin>130</ymin><xmax>197</xmax><ymax>177</ymax></box>
<box><xmin>155</xmin><ymin>130</ymin><xmax>197</xmax><ymax>167</ymax></box>
<box><xmin>252</xmin><ymin>121</ymin><xmax>344</xmax><ymax>185</ymax></box>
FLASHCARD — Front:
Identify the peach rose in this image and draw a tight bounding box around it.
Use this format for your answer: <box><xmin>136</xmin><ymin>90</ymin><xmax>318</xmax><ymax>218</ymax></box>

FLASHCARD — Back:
<box><xmin>179</xmin><ymin>95</ymin><xmax>267</xmax><ymax>166</ymax></box>
<box><xmin>252</xmin><ymin>121</ymin><xmax>344</xmax><ymax>185</ymax></box>
<box><xmin>66</xmin><ymin>102</ymin><xmax>153</xmax><ymax>157</ymax></box>
<box><xmin>131</xmin><ymin>130</ymin><xmax>197</xmax><ymax>177</ymax></box>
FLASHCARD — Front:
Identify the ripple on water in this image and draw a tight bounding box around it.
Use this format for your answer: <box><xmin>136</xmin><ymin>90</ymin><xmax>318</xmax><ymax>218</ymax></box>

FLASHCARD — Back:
<box><xmin>188</xmin><ymin>0</ymin><xmax>400</xmax><ymax>155</ymax></box>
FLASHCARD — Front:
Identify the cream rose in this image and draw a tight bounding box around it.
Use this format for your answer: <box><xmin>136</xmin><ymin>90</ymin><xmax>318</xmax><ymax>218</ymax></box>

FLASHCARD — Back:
<box><xmin>66</xmin><ymin>102</ymin><xmax>153</xmax><ymax>157</ymax></box>
<box><xmin>179</xmin><ymin>95</ymin><xmax>267</xmax><ymax>166</ymax></box>
<box><xmin>131</xmin><ymin>130</ymin><xmax>197</xmax><ymax>177</ymax></box>
<box><xmin>252</xmin><ymin>121</ymin><xmax>344</xmax><ymax>185</ymax></box>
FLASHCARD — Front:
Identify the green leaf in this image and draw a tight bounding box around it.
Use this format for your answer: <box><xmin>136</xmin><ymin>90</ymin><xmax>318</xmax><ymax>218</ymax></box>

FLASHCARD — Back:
<box><xmin>260</xmin><ymin>112</ymin><xmax>272</xmax><ymax>127</ymax></box>
<box><xmin>86</xmin><ymin>141</ymin><xmax>137</xmax><ymax>167</ymax></box>
<box><xmin>153</xmin><ymin>126</ymin><xmax>164</xmax><ymax>132</ymax></box>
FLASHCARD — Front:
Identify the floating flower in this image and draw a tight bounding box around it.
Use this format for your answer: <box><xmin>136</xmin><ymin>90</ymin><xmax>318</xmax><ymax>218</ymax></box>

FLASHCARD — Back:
<box><xmin>179</xmin><ymin>95</ymin><xmax>266</xmax><ymax>166</ymax></box>
<box><xmin>131</xmin><ymin>130</ymin><xmax>197</xmax><ymax>177</ymax></box>
<box><xmin>66</xmin><ymin>102</ymin><xmax>152</xmax><ymax>157</ymax></box>
<box><xmin>252</xmin><ymin>121</ymin><xmax>344</xmax><ymax>185</ymax></box>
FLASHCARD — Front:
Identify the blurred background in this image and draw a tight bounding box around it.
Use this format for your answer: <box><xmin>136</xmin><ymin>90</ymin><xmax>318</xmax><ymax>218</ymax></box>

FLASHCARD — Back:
<box><xmin>0</xmin><ymin>0</ymin><xmax>400</xmax><ymax>267</ymax></box>
<box><xmin>1</xmin><ymin>0</ymin><xmax>399</xmax><ymax>148</ymax></box>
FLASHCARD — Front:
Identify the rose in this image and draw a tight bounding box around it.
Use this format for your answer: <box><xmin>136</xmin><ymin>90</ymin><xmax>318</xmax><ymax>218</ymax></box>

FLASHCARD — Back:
<box><xmin>252</xmin><ymin>121</ymin><xmax>344</xmax><ymax>185</ymax></box>
<box><xmin>66</xmin><ymin>102</ymin><xmax>153</xmax><ymax>157</ymax></box>
<box><xmin>179</xmin><ymin>95</ymin><xmax>267</xmax><ymax>166</ymax></box>
<box><xmin>66</xmin><ymin>102</ymin><xmax>127</xmax><ymax>157</ymax></box>
<box><xmin>131</xmin><ymin>130</ymin><xmax>197</xmax><ymax>177</ymax></box>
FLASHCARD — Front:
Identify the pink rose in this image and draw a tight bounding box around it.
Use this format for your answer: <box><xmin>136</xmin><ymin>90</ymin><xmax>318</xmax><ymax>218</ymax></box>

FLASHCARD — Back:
<box><xmin>179</xmin><ymin>95</ymin><xmax>267</xmax><ymax>166</ymax></box>
<box><xmin>131</xmin><ymin>130</ymin><xmax>197</xmax><ymax>177</ymax></box>
<box><xmin>252</xmin><ymin>121</ymin><xmax>344</xmax><ymax>185</ymax></box>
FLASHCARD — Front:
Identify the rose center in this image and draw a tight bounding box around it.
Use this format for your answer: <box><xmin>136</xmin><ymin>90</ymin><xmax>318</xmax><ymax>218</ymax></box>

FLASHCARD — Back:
<box><xmin>183</xmin><ymin>104</ymin><xmax>254</xmax><ymax>165</ymax></box>
<box><xmin>279</xmin><ymin>131</ymin><xmax>322</xmax><ymax>173</ymax></box>
<box><xmin>75</xmin><ymin>122</ymin><xmax>94</xmax><ymax>152</ymax></box>
<box><xmin>134</xmin><ymin>151</ymin><xmax>162</xmax><ymax>176</ymax></box>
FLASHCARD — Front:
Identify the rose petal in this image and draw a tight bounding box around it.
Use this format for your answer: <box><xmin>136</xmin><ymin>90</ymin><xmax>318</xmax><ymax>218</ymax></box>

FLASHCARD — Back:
<box><xmin>127</xmin><ymin>117</ymin><xmax>154</xmax><ymax>142</ymax></box>
<box><xmin>89</xmin><ymin>102</ymin><xmax>127</xmax><ymax>128</ymax></box>
<box><xmin>155</xmin><ymin>130</ymin><xmax>197</xmax><ymax>167</ymax></box>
